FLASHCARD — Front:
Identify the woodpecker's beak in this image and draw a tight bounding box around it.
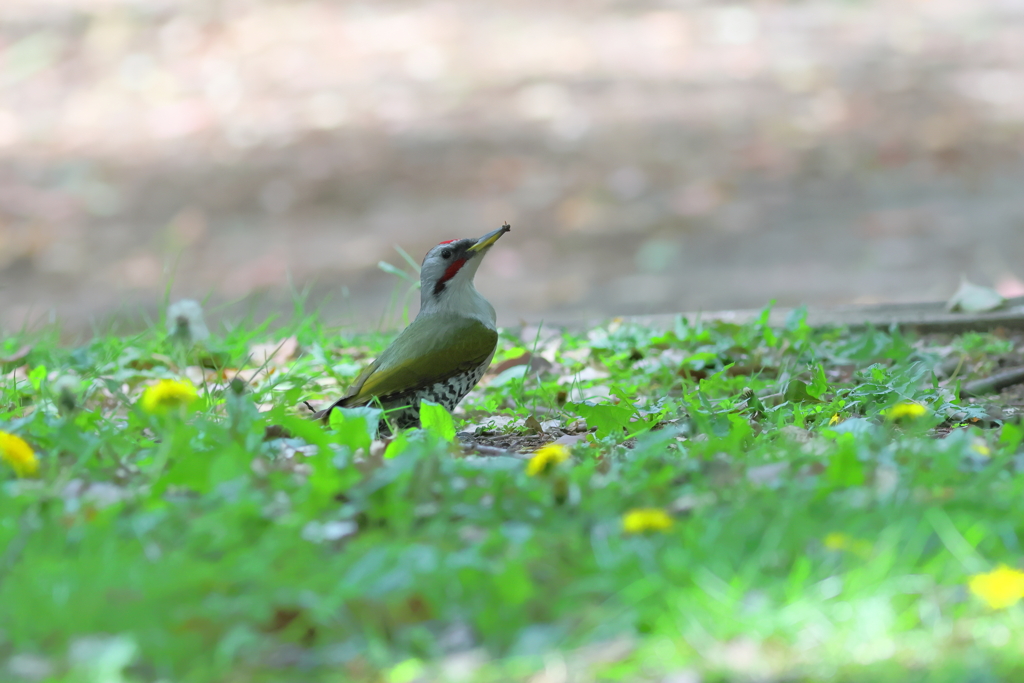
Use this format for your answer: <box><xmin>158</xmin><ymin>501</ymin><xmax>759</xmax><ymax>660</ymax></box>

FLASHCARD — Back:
<box><xmin>467</xmin><ymin>223</ymin><xmax>511</xmax><ymax>253</ymax></box>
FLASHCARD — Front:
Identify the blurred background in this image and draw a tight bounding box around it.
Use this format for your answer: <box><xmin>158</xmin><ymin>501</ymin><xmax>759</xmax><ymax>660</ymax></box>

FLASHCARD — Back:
<box><xmin>2</xmin><ymin>0</ymin><xmax>1024</xmax><ymax>333</ymax></box>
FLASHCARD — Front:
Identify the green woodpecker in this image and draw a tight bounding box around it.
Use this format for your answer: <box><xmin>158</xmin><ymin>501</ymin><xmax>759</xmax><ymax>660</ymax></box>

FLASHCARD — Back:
<box><xmin>312</xmin><ymin>223</ymin><xmax>510</xmax><ymax>428</ymax></box>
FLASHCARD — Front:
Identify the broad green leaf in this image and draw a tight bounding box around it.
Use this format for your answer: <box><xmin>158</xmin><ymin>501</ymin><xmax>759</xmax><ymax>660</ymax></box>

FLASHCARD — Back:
<box><xmin>569</xmin><ymin>401</ymin><xmax>635</xmax><ymax>439</ymax></box>
<box><xmin>269</xmin><ymin>409</ymin><xmax>354</xmax><ymax>509</ymax></box>
<box><xmin>207</xmin><ymin>444</ymin><xmax>252</xmax><ymax>487</ymax></box>
<box><xmin>808</xmin><ymin>365</ymin><xmax>829</xmax><ymax>399</ymax></box>
<box><xmin>494</xmin><ymin>562</ymin><xmax>533</xmax><ymax>606</ymax></box>
<box><xmin>490</xmin><ymin>364</ymin><xmax>528</xmax><ymax>388</ymax></box>
<box><xmin>384</xmin><ymin>431</ymin><xmax>411</xmax><ymax>458</ymax></box>
<box><xmin>785</xmin><ymin>306</ymin><xmax>810</xmax><ymax>336</ymax></box>
<box><xmin>757</xmin><ymin>301</ymin><xmax>778</xmax><ymax>347</ymax></box>
<box><xmin>419</xmin><ymin>400</ymin><xmax>456</xmax><ymax>442</ymax></box>
<box><xmin>388</xmin><ymin>659</ymin><xmax>426</xmax><ymax>683</ymax></box>
<box><xmin>825</xmin><ymin>418</ymin><xmax>876</xmax><ymax>437</ymax></box>
<box><xmin>161</xmin><ymin>439</ymin><xmax>251</xmax><ymax>494</ymax></box>
<box><xmin>682</xmin><ymin>351</ymin><xmax>718</xmax><ymax>370</ymax></box>
<box><xmin>28</xmin><ymin>364</ymin><xmax>47</xmax><ymax>392</ymax></box>
<box><xmin>159</xmin><ymin>446</ymin><xmax>212</xmax><ymax>492</ymax></box>
<box><xmin>946</xmin><ymin>278</ymin><xmax>1005</xmax><ymax>313</ymax></box>
<box><xmin>826</xmin><ymin>436</ymin><xmax>865</xmax><ymax>487</ymax></box>
<box><xmin>1000</xmin><ymin>422</ymin><xmax>1023</xmax><ymax>453</ymax></box>
<box><xmin>784</xmin><ymin>380</ymin><xmax>820</xmax><ymax>404</ymax></box>
<box><xmin>273</xmin><ymin>410</ymin><xmax>332</xmax><ymax>450</ymax></box>
<box><xmin>152</xmin><ymin>425</ymin><xmax>206</xmax><ymax>492</ymax></box>
<box><xmin>328</xmin><ymin>406</ymin><xmax>381</xmax><ymax>451</ymax></box>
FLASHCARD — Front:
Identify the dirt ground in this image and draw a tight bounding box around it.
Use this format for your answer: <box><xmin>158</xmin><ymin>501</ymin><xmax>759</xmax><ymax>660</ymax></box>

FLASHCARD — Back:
<box><xmin>2</xmin><ymin>0</ymin><xmax>1024</xmax><ymax>334</ymax></box>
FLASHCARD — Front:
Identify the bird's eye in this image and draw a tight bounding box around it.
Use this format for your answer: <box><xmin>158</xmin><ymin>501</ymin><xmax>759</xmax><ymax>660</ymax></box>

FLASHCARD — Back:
<box><xmin>441</xmin><ymin>249</ymin><xmax>452</xmax><ymax>259</ymax></box>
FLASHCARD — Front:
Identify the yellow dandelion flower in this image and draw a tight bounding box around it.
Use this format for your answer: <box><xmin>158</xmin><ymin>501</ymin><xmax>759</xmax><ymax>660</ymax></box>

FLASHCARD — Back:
<box><xmin>622</xmin><ymin>508</ymin><xmax>674</xmax><ymax>534</ymax></box>
<box><xmin>823</xmin><ymin>532</ymin><xmax>872</xmax><ymax>558</ymax></box>
<box><xmin>526</xmin><ymin>443</ymin><xmax>570</xmax><ymax>477</ymax></box>
<box><xmin>823</xmin><ymin>532</ymin><xmax>849</xmax><ymax>550</ymax></box>
<box><xmin>0</xmin><ymin>431</ymin><xmax>39</xmax><ymax>477</ymax></box>
<box><xmin>969</xmin><ymin>565</ymin><xmax>1024</xmax><ymax>610</ymax></box>
<box><xmin>829</xmin><ymin>413</ymin><xmax>841</xmax><ymax>426</ymax></box>
<box><xmin>140</xmin><ymin>379</ymin><xmax>199</xmax><ymax>414</ymax></box>
<box><xmin>884</xmin><ymin>402</ymin><xmax>928</xmax><ymax>421</ymax></box>
<box><xmin>971</xmin><ymin>440</ymin><xmax>992</xmax><ymax>458</ymax></box>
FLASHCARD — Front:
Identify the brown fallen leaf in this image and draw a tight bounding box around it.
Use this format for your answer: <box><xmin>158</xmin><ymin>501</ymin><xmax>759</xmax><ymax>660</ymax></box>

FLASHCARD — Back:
<box><xmin>4</xmin><ymin>366</ymin><xmax>29</xmax><ymax>382</ymax></box>
<box><xmin>127</xmin><ymin>353</ymin><xmax>177</xmax><ymax>371</ymax></box>
<box><xmin>486</xmin><ymin>352</ymin><xmax>556</xmax><ymax>379</ymax></box>
<box><xmin>946</xmin><ymin>277</ymin><xmax>1005</xmax><ymax>313</ymax></box>
<box><xmin>249</xmin><ymin>336</ymin><xmax>299</xmax><ymax>367</ymax></box>
<box><xmin>565</xmin><ymin>419</ymin><xmax>587</xmax><ymax>433</ymax></box>
<box><xmin>670</xmin><ymin>491</ymin><xmax>717</xmax><ymax>514</ymax></box>
<box><xmin>557</xmin><ymin>366</ymin><xmax>611</xmax><ymax>385</ymax></box>
<box><xmin>551</xmin><ymin>433</ymin><xmax>589</xmax><ymax>447</ymax></box>
<box><xmin>539</xmin><ymin>419</ymin><xmax>561</xmax><ymax>433</ymax></box>
<box><xmin>524</xmin><ymin>415</ymin><xmax>544</xmax><ymax>434</ymax></box>
<box><xmin>460</xmin><ymin>415</ymin><xmax>521</xmax><ymax>435</ymax></box>
<box><xmin>0</xmin><ymin>344</ymin><xmax>31</xmax><ymax>365</ymax></box>
<box><xmin>222</xmin><ymin>366</ymin><xmax>276</xmax><ymax>386</ymax></box>
<box><xmin>333</xmin><ymin>346</ymin><xmax>375</xmax><ymax>360</ymax></box>
<box><xmin>487</xmin><ymin>352</ymin><xmax>532</xmax><ymax>376</ymax></box>
<box><xmin>261</xmin><ymin>606</ymin><xmax>317</xmax><ymax>645</ymax></box>
<box><xmin>746</xmin><ymin>462</ymin><xmax>788</xmax><ymax>486</ymax></box>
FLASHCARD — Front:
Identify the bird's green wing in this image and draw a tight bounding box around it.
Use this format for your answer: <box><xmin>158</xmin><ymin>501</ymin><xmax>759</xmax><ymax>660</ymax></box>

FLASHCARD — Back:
<box><xmin>341</xmin><ymin>357</ymin><xmax>382</xmax><ymax>401</ymax></box>
<box><xmin>311</xmin><ymin>357</ymin><xmax>382</xmax><ymax>420</ymax></box>
<box><xmin>343</xmin><ymin>316</ymin><xmax>497</xmax><ymax>405</ymax></box>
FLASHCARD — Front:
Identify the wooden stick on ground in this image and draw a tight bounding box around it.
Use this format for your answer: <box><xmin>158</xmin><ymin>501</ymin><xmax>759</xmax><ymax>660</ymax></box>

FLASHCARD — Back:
<box><xmin>550</xmin><ymin>295</ymin><xmax>1024</xmax><ymax>335</ymax></box>
<box><xmin>960</xmin><ymin>367</ymin><xmax>1024</xmax><ymax>399</ymax></box>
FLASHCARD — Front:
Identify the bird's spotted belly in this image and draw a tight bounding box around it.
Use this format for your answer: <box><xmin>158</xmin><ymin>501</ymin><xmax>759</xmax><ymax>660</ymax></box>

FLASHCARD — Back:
<box><xmin>380</xmin><ymin>364</ymin><xmax>489</xmax><ymax>429</ymax></box>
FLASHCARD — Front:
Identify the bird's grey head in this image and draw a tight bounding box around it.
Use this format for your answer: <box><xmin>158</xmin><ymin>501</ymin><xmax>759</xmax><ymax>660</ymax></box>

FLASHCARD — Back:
<box><xmin>419</xmin><ymin>224</ymin><xmax>511</xmax><ymax>301</ymax></box>
<box><xmin>420</xmin><ymin>238</ymin><xmax>479</xmax><ymax>300</ymax></box>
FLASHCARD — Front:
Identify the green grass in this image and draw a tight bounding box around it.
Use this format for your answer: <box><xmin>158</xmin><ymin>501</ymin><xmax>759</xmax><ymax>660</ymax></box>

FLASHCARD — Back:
<box><xmin>1</xmin><ymin>304</ymin><xmax>1023</xmax><ymax>682</ymax></box>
